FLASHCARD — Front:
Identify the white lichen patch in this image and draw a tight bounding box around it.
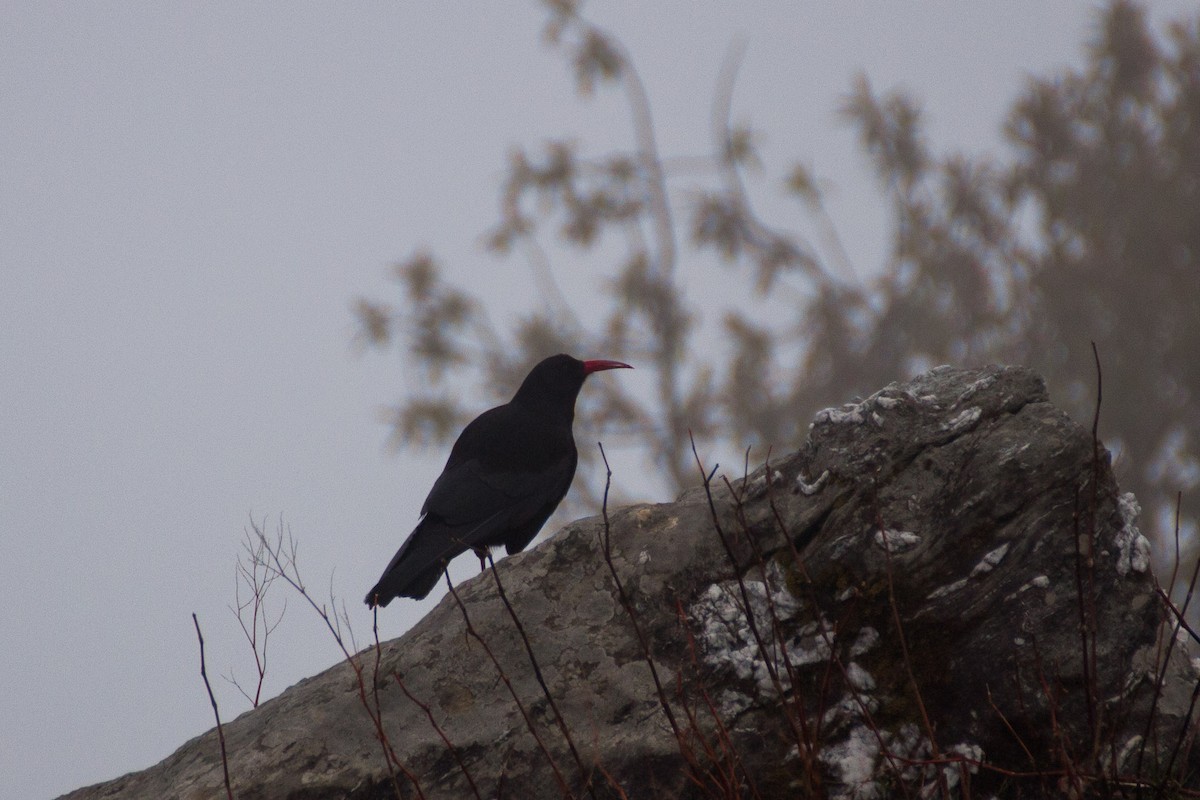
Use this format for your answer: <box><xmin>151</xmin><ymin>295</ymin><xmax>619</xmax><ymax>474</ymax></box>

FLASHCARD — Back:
<box><xmin>887</xmin><ymin>723</ymin><xmax>930</xmax><ymax>766</ymax></box>
<box><xmin>828</xmin><ymin>533</ymin><xmax>859</xmax><ymax>561</ymax></box>
<box><xmin>935</xmin><ymin>742</ymin><xmax>984</xmax><ymax>795</ymax></box>
<box><xmin>823</xmin><ymin>722</ymin><xmax>954</xmax><ymax>800</ymax></box>
<box><xmin>887</xmin><ymin>726</ymin><xmax>982</xmax><ymax>798</ymax></box>
<box><xmin>941</xmin><ymin>406</ymin><xmax>982</xmax><ymax>434</ymax></box>
<box><xmin>691</xmin><ymin>567</ymin><xmax>832</xmax><ymax>694</ymax></box>
<box><xmin>998</xmin><ymin>441</ymin><xmax>1032</xmax><ymax>463</ymax></box>
<box><xmin>714</xmin><ymin>688</ymin><xmax>753</xmax><ymax>719</ymax></box>
<box><xmin>747</xmin><ymin>469</ymin><xmax>784</xmax><ymax>495</ymax></box>
<box><xmin>927</xmin><ymin>541</ymin><xmax>1015</xmax><ymax>601</ymax></box>
<box><xmin>970</xmin><ymin>542</ymin><xmax>1010</xmax><ymax>576</ymax></box>
<box><xmin>926</xmin><ymin>577</ymin><xmax>968</xmax><ymax>600</ymax></box>
<box><xmin>821</xmin><ymin>724</ymin><xmax>883</xmax><ymax>800</ymax></box>
<box><xmin>797</xmin><ymin>469</ymin><xmax>830</xmax><ymax>496</ymax></box>
<box><xmin>845</xmin><ymin>662</ymin><xmax>876</xmax><ymax>691</ymax></box>
<box><xmin>789</xmin><ymin>619</ymin><xmax>836</xmax><ymax>667</ymax></box>
<box><xmin>874</xmin><ymin>528</ymin><xmax>920</xmax><ymax>553</ymax></box>
<box><xmin>814</xmin><ymin>651</ymin><xmax>978</xmax><ymax>799</ymax></box>
<box><xmin>815</xmin><ymin>403</ymin><xmax>867</xmax><ymax>426</ymax></box>
<box><xmin>1114</xmin><ymin>492</ymin><xmax>1151</xmax><ymax>576</ymax></box>
<box><xmin>850</xmin><ymin>627</ymin><xmax>880</xmax><ymax>657</ymax></box>
<box><xmin>816</xmin><ymin>391</ymin><xmax>908</xmax><ymax>430</ymax></box>
<box><xmin>1004</xmin><ymin>574</ymin><xmax>1050</xmax><ymax>602</ymax></box>
<box><xmin>1112</xmin><ymin>735</ymin><xmax>1142</xmax><ymax>774</ymax></box>
<box><xmin>955</xmin><ymin>373</ymin><xmax>996</xmax><ymax>405</ymax></box>
<box><xmin>823</xmin><ymin>689</ymin><xmax>882</xmax><ymax>729</ymax></box>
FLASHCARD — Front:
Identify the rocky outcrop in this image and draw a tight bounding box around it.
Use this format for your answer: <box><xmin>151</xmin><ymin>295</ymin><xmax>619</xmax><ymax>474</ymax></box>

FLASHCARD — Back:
<box><xmin>62</xmin><ymin>365</ymin><xmax>1198</xmax><ymax>799</ymax></box>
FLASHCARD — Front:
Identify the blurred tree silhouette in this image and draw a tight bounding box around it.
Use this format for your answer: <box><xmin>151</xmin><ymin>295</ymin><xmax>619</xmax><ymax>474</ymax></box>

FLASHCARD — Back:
<box><xmin>357</xmin><ymin>0</ymin><xmax>1198</xmax><ymax>566</ymax></box>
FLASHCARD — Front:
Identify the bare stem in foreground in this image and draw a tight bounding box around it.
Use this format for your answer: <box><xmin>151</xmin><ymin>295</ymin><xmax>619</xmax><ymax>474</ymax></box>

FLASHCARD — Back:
<box><xmin>192</xmin><ymin>613</ymin><xmax>234</xmax><ymax>800</ymax></box>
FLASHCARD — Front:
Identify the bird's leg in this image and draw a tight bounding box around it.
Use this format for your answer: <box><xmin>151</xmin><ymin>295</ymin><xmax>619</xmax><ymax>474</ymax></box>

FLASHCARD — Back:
<box><xmin>473</xmin><ymin>547</ymin><xmax>488</xmax><ymax>573</ymax></box>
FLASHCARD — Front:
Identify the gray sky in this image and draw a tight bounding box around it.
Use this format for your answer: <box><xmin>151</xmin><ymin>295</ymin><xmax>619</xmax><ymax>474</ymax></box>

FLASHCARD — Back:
<box><xmin>3</xmin><ymin>3</ymin><xmax>1193</xmax><ymax>797</ymax></box>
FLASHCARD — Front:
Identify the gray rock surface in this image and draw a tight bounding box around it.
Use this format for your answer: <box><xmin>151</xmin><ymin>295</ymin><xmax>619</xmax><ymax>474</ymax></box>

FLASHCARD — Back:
<box><xmin>61</xmin><ymin>365</ymin><xmax>1198</xmax><ymax>799</ymax></box>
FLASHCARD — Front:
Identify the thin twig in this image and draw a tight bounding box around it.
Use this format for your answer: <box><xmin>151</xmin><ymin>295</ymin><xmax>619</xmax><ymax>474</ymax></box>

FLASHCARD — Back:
<box><xmin>226</xmin><ymin>528</ymin><xmax>287</xmax><ymax>708</ymax></box>
<box><xmin>676</xmin><ymin>597</ymin><xmax>765</xmax><ymax>800</ymax></box>
<box><xmin>759</xmin><ymin>458</ymin><xmax>904</xmax><ymax>796</ymax></box>
<box><xmin>393</xmin><ymin>670</ymin><xmax>483</xmax><ymax>800</ymax></box>
<box><xmin>485</xmin><ymin>552</ymin><xmax>596</xmax><ymax>797</ymax></box>
<box><xmin>877</xmin><ymin>512</ymin><xmax>949</xmax><ymax>799</ymax></box>
<box><xmin>595</xmin><ymin>442</ymin><xmax>683</xmax><ymax>741</ymax></box>
<box><xmin>668</xmin><ymin>664</ymin><xmax>731</xmax><ymax>797</ymax></box>
<box><xmin>1085</xmin><ymin>342</ymin><xmax>1103</xmax><ymax>760</ymax></box>
<box><xmin>250</xmin><ymin>518</ymin><xmax>422</xmax><ymax>799</ymax></box>
<box><xmin>1151</xmin><ymin>582</ymin><xmax>1200</xmax><ymax>797</ymax></box>
<box><xmin>688</xmin><ymin>437</ymin><xmax>794</xmax><ymax>715</ymax></box>
<box><xmin>1158</xmin><ymin>674</ymin><xmax>1200</xmax><ymax>800</ymax></box>
<box><xmin>1031</xmin><ymin>635</ymin><xmax>1083</xmax><ymax>795</ymax></box>
<box><xmin>720</xmin><ymin>470</ymin><xmax>815</xmax><ymax>749</ymax></box>
<box><xmin>443</xmin><ymin>570</ymin><xmax>575</xmax><ymax>799</ymax></box>
<box><xmin>192</xmin><ymin>613</ymin><xmax>234</xmax><ymax>800</ymax></box>
<box><xmin>1069</xmin><ymin>486</ymin><xmax>1098</xmax><ymax>757</ymax></box>
<box><xmin>986</xmin><ymin>684</ymin><xmax>1038</xmax><ymax>770</ymax></box>
<box><xmin>1138</xmin><ymin>492</ymin><xmax>1193</xmax><ymax>788</ymax></box>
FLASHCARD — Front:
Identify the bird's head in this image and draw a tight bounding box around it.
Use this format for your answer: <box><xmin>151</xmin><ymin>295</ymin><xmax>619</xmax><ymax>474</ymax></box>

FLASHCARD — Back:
<box><xmin>512</xmin><ymin>354</ymin><xmax>632</xmax><ymax>416</ymax></box>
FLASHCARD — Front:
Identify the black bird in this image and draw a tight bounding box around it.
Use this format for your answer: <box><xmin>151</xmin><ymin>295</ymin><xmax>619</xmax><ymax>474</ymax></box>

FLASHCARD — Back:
<box><xmin>365</xmin><ymin>354</ymin><xmax>632</xmax><ymax>607</ymax></box>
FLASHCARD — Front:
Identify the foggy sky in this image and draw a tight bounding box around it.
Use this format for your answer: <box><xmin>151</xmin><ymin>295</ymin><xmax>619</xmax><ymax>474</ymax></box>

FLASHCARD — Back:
<box><xmin>3</xmin><ymin>3</ymin><xmax>1192</xmax><ymax>797</ymax></box>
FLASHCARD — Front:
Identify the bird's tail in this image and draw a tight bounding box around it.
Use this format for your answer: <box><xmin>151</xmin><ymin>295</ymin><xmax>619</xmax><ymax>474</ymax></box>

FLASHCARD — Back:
<box><xmin>364</xmin><ymin>522</ymin><xmax>450</xmax><ymax>606</ymax></box>
<box><xmin>365</xmin><ymin>560</ymin><xmax>445</xmax><ymax>608</ymax></box>
<box><xmin>365</xmin><ymin>510</ymin><xmax>507</xmax><ymax>607</ymax></box>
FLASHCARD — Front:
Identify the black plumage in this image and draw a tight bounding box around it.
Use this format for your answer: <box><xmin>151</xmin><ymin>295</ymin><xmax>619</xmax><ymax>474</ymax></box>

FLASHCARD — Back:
<box><xmin>365</xmin><ymin>354</ymin><xmax>631</xmax><ymax>607</ymax></box>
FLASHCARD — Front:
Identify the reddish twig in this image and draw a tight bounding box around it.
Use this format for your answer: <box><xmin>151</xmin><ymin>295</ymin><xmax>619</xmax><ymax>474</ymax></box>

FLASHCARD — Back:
<box><xmin>1030</xmin><ymin>635</ymin><xmax>1084</xmax><ymax>796</ymax></box>
<box><xmin>595</xmin><ymin>442</ymin><xmax>684</xmax><ymax>742</ymax></box>
<box><xmin>443</xmin><ymin>570</ymin><xmax>575</xmax><ymax>799</ymax></box>
<box><xmin>1140</xmin><ymin>493</ymin><xmax>1198</xmax><ymax>789</ymax></box>
<box><xmin>594</xmin><ymin>764</ymin><xmax>632</xmax><ymax>800</ymax></box>
<box><xmin>392</xmin><ymin>669</ymin><xmax>483</xmax><ymax>800</ymax></box>
<box><xmin>485</xmin><ymin>552</ymin><xmax>596</xmax><ymax>797</ymax></box>
<box><xmin>669</xmin><ymin>664</ymin><xmax>735</xmax><ymax>798</ymax></box>
<box><xmin>688</xmin><ymin>435</ymin><xmax>808</xmax><ymax>754</ymax></box>
<box><xmin>192</xmin><ymin>613</ymin><xmax>234</xmax><ymax>800</ymax></box>
<box><xmin>760</xmin><ymin>457</ymin><xmax>906</xmax><ymax>797</ymax></box>
<box><xmin>986</xmin><ymin>684</ymin><xmax>1038</xmax><ymax>771</ymax></box>
<box><xmin>877</xmin><ymin>511</ymin><xmax>948</xmax><ymax>798</ymax></box>
<box><xmin>676</xmin><ymin>597</ymin><xmax>765</xmax><ymax>800</ymax></box>
<box><xmin>721</xmin><ymin>469</ymin><xmax>817</xmax><ymax>750</ymax></box>
<box><xmin>251</xmin><ymin>519</ymin><xmax>423</xmax><ymax>799</ymax></box>
<box><xmin>227</xmin><ymin>527</ymin><xmax>286</xmax><ymax>708</ymax></box>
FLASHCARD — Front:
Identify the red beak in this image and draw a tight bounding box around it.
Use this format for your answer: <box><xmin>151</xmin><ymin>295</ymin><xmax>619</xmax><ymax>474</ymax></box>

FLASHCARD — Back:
<box><xmin>583</xmin><ymin>359</ymin><xmax>633</xmax><ymax>375</ymax></box>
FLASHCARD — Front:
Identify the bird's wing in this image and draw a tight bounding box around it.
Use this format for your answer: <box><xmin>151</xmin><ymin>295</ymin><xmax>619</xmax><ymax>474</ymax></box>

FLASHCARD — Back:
<box><xmin>421</xmin><ymin>453</ymin><xmax>574</xmax><ymax>544</ymax></box>
<box><xmin>376</xmin><ymin>507</ymin><xmax>503</xmax><ymax>580</ymax></box>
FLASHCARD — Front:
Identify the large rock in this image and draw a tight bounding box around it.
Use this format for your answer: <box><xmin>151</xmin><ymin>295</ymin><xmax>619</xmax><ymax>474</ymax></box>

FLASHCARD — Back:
<box><xmin>62</xmin><ymin>365</ymin><xmax>1198</xmax><ymax>799</ymax></box>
